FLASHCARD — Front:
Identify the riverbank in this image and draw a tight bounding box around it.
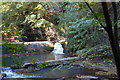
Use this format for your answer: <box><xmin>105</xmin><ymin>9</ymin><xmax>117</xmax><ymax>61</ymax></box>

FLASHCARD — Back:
<box><xmin>1</xmin><ymin>41</ymin><xmax>117</xmax><ymax>79</ymax></box>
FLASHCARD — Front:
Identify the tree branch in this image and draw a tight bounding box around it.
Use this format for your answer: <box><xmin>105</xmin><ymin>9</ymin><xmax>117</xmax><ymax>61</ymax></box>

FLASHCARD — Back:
<box><xmin>102</xmin><ymin>2</ymin><xmax>120</xmax><ymax>78</ymax></box>
<box><xmin>84</xmin><ymin>2</ymin><xmax>105</xmax><ymax>28</ymax></box>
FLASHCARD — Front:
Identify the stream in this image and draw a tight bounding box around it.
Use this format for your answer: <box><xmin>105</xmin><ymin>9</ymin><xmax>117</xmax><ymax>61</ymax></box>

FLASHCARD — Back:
<box><xmin>1</xmin><ymin>43</ymin><xmax>106</xmax><ymax>79</ymax></box>
<box><xmin>1</xmin><ymin>67</ymin><xmax>42</xmax><ymax>78</ymax></box>
<box><xmin>1</xmin><ymin>65</ymin><xmax>88</xmax><ymax>78</ymax></box>
<box><xmin>2</xmin><ymin>53</ymin><xmax>54</xmax><ymax>66</ymax></box>
<box><xmin>2</xmin><ymin>52</ymin><xmax>87</xmax><ymax>78</ymax></box>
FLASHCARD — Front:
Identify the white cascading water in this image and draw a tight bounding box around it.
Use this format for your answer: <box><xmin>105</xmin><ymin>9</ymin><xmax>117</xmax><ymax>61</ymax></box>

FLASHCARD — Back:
<box><xmin>52</xmin><ymin>43</ymin><xmax>64</xmax><ymax>60</ymax></box>
<box><xmin>1</xmin><ymin>43</ymin><xmax>64</xmax><ymax>78</ymax></box>
<box><xmin>0</xmin><ymin>67</ymin><xmax>42</xmax><ymax>78</ymax></box>
<box><xmin>52</xmin><ymin>43</ymin><xmax>64</xmax><ymax>54</ymax></box>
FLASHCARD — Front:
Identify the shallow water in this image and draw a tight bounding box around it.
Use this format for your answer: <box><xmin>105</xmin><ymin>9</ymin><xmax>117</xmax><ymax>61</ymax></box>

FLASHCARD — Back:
<box><xmin>22</xmin><ymin>65</ymin><xmax>84</xmax><ymax>78</ymax></box>
<box><xmin>2</xmin><ymin>53</ymin><xmax>54</xmax><ymax>66</ymax></box>
<box><xmin>1</xmin><ymin>65</ymin><xmax>86</xmax><ymax>78</ymax></box>
<box><xmin>2</xmin><ymin>53</ymin><xmax>88</xmax><ymax>78</ymax></box>
<box><xmin>1</xmin><ymin>67</ymin><xmax>42</xmax><ymax>78</ymax></box>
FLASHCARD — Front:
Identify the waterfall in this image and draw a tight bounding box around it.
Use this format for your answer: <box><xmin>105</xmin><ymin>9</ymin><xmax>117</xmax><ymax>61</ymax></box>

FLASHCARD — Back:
<box><xmin>52</xmin><ymin>43</ymin><xmax>64</xmax><ymax>54</ymax></box>
<box><xmin>52</xmin><ymin>43</ymin><xmax>64</xmax><ymax>60</ymax></box>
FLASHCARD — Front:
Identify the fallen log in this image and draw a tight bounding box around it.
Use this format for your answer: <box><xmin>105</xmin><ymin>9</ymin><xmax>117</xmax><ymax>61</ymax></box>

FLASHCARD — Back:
<box><xmin>23</xmin><ymin>57</ymin><xmax>80</xmax><ymax>69</ymax></box>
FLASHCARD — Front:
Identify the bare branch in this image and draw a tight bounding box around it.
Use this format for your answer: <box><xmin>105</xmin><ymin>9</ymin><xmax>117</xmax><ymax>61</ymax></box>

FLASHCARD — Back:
<box><xmin>84</xmin><ymin>2</ymin><xmax>105</xmax><ymax>28</ymax></box>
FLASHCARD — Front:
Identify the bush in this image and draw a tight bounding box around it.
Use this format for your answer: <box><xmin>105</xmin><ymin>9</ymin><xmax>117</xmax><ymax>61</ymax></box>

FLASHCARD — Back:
<box><xmin>76</xmin><ymin>45</ymin><xmax>112</xmax><ymax>59</ymax></box>
<box><xmin>2</xmin><ymin>43</ymin><xmax>27</xmax><ymax>54</ymax></box>
<box><xmin>65</xmin><ymin>17</ymin><xmax>99</xmax><ymax>53</ymax></box>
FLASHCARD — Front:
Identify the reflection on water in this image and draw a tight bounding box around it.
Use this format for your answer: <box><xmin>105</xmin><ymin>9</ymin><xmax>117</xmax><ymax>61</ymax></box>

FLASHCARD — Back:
<box><xmin>1</xmin><ymin>50</ymin><xmax>101</xmax><ymax>78</ymax></box>
<box><xmin>2</xmin><ymin>53</ymin><xmax>54</xmax><ymax>66</ymax></box>
<box><xmin>1</xmin><ymin>53</ymin><xmax>101</xmax><ymax>78</ymax></box>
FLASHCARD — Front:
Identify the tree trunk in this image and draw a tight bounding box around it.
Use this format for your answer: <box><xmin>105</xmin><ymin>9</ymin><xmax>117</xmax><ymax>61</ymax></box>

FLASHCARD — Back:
<box><xmin>85</xmin><ymin>1</ymin><xmax>120</xmax><ymax>79</ymax></box>
<box><xmin>102</xmin><ymin>2</ymin><xmax>120</xmax><ymax>79</ymax></box>
<box><xmin>23</xmin><ymin>57</ymin><xmax>79</xmax><ymax>68</ymax></box>
<box><xmin>112</xmin><ymin>2</ymin><xmax>119</xmax><ymax>53</ymax></box>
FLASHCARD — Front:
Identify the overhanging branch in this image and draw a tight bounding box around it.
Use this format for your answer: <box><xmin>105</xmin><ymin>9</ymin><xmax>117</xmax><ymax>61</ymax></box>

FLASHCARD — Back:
<box><xmin>84</xmin><ymin>1</ymin><xmax>105</xmax><ymax>28</ymax></box>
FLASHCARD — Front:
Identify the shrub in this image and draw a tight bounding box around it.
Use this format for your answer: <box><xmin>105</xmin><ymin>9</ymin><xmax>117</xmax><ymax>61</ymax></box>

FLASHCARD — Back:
<box><xmin>2</xmin><ymin>43</ymin><xmax>26</xmax><ymax>54</ymax></box>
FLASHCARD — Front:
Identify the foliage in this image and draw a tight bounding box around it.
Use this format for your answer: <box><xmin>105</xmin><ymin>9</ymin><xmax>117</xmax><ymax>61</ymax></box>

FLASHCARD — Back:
<box><xmin>1</xmin><ymin>2</ymin><xmax>119</xmax><ymax>59</ymax></box>
<box><xmin>12</xmin><ymin>56</ymin><xmax>25</xmax><ymax>67</ymax></box>
<box><xmin>1</xmin><ymin>27</ymin><xmax>26</xmax><ymax>42</ymax></box>
<box><xmin>1</xmin><ymin>2</ymin><xmax>54</xmax><ymax>42</ymax></box>
<box><xmin>38</xmin><ymin>63</ymin><xmax>46</xmax><ymax>69</ymax></box>
<box><xmin>2</xmin><ymin>43</ymin><xmax>26</xmax><ymax>54</ymax></box>
<box><xmin>56</xmin><ymin>2</ymin><xmax>90</xmax><ymax>32</ymax></box>
<box><xmin>76</xmin><ymin>45</ymin><xmax>112</xmax><ymax>59</ymax></box>
<box><xmin>65</xmin><ymin>17</ymin><xmax>99</xmax><ymax>53</ymax></box>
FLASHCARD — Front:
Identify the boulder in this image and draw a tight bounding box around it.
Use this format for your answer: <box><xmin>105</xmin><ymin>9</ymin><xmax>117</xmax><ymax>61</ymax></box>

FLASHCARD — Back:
<box><xmin>0</xmin><ymin>73</ymin><xmax>7</xmax><ymax>79</ymax></box>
